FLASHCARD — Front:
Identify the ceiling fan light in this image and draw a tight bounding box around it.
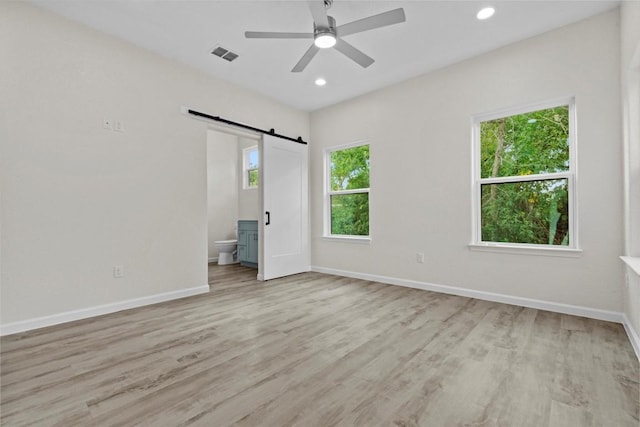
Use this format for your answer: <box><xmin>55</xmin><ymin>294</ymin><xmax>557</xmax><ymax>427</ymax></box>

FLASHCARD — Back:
<box><xmin>314</xmin><ymin>33</ymin><xmax>336</xmax><ymax>49</ymax></box>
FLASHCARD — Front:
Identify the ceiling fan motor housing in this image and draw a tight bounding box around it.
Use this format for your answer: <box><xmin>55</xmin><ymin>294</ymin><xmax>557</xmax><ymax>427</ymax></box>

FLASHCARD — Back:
<box><xmin>314</xmin><ymin>15</ymin><xmax>336</xmax><ymax>35</ymax></box>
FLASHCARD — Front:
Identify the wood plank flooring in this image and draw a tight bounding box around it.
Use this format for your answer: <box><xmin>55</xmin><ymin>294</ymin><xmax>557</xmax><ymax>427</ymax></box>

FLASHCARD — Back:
<box><xmin>1</xmin><ymin>264</ymin><xmax>638</xmax><ymax>426</ymax></box>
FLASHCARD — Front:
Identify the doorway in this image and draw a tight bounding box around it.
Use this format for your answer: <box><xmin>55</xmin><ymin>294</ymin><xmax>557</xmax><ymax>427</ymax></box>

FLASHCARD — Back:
<box><xmin>204</xmin><ymin>126</ymin><xmax>310</xmax><ymax>281</ymax></box>
<box><xmin>206</xmin><ymin>129</ymin><xmax>260</xmax><ymax>265</ymax></box>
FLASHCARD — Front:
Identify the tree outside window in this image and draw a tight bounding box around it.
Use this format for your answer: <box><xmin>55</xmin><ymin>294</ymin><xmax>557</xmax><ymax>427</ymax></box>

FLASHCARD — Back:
<box><xmin>474</xmin><ymin>100</ymin><xmax>576</xmax><ymax>247</ymax></box>
<box><xmin>326</xmin><ymin>144</ymin><xmax>370</xmax><ymax>237</ymax></box>
<box><xmin>243</xmin><ymin>146</ymin><xmax>259</xmax><ymax>189</ymax></box>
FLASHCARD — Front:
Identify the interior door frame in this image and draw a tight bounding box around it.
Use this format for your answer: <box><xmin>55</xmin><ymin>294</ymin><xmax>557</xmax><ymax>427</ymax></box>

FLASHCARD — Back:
<box><xmin>189</xmin><ymin>111</ymin><xmax>309</xmax><ymax>282</ymax></box>
<box><xmin>203</xmin><ymin>122</ymin><xmax>261</xmax><ymax>280</ymax></box>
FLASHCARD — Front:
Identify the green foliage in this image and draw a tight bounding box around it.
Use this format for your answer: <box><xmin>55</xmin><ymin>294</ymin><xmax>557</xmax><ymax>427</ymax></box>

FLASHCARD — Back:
<box><xmin>480</xmin><ymin>106</ymin><xmax>570</xmax><ymax>245</ymax></box>
<box><xmin>330</xmin><ymin>145</ymin><xmax>370</xmax><ymax>191</ymax></box>
<box><xmin>331</xmin><ymin>193</ymin><xmax>369</xmax><ymax>236</ymax></box>
<box><xmin>481</xmin><ymin>180</ymin><xmax>569</xmax><ymax>245</ymax></box>
<box><xmin>480</xmin><ymin>106</ymin><xmax>569</xmax><ymax>178</ymax></box>
<box><xmin>246</xmin><ymin>147</ymin><xmax>259</xmax><ymax>188</ymax></box>
<box><xmin>247</xmin><ymin>169</ymin><xmax>259</xmax><ymax>188</ymax></box>
<box><xmin>330</xmin><ymin>145</ymin><xmax>370</xmax><ymax>236</ymax></box>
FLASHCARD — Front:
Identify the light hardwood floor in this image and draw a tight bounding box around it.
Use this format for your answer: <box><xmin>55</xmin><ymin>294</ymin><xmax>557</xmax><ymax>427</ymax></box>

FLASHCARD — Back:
<box><xmin>1</xmin><ymin>264</ymin><xmax>638</xmax><ymax>426</ymax></box>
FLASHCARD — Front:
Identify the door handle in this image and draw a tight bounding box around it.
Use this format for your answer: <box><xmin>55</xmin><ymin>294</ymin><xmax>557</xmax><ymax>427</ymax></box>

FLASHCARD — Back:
<box><xmin>265</xmin><ymin>211</ymin><xmax>270</xmax><ymax>226</ymax></box>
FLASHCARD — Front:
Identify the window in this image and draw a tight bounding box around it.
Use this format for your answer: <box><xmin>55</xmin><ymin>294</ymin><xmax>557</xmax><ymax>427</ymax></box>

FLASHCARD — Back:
<box><xmin>325</xmin><ymin>143</ymin><xmax>370</xmax><ymax>238</ymax></box>
<box><xmin>243</xmin><ymin>146</ymin><xmax>259</xmax><ymax>189</ymax></box>
<box><xmin>472</xmin><ymin>98</ymin><xmax>578</xmax><ymax>252</ymax></box>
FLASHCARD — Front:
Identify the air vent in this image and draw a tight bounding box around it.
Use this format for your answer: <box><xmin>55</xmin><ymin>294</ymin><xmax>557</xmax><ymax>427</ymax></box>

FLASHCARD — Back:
<box><xmin>211</xmin><ymin>45</ymin><xmax>239</xmax><ymax>62</ymax></box>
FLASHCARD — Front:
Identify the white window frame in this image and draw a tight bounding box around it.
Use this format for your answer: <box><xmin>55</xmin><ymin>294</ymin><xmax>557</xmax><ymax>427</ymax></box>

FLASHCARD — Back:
<box><xmin>324</xmin><ymin>141</ymin><xmax>371</xmax><ymax>243</ymax></box>
<box><xmin>242</xmin><ymin>145</ymin><xmax>259</xmax><ymax>189</ymax></box>
<box><xmin>470</xmin><ymin>97</ymin><xmax>581</xmax><ymax>257</ymax></box>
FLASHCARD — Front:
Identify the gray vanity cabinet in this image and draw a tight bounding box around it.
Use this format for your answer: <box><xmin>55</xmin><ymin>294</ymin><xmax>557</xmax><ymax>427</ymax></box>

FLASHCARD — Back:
<box><xmin>237</xmin><ymin>220</ymin><xmax>258</xmax><ymax>268</ymax></box>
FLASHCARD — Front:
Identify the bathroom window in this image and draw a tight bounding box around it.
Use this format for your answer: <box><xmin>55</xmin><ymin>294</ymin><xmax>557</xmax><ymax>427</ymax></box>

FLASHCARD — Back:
<box><xmin>243</xmin><ymin>146</ymin><xmax>259</xmax><ymax>189</ymax></box>
<box><xmin>471</xmin><ymin>97</ymin><xmax>579</xmax><ymax>254</ymax></box>
<box><xmin>325</xmin><ymin>142</ymin><xmax>370</xmax><ymax>239</ymax></box>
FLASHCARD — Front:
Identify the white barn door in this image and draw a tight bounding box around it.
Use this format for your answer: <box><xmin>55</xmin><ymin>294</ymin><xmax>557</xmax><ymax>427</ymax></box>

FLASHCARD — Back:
<box><xmin>260</xmin><ymin>134</ymin><xmax>309</xmax><ymax>280</ymax></box>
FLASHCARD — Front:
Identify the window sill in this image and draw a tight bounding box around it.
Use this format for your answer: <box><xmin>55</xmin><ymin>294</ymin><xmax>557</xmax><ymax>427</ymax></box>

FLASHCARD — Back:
<box><xmin>621</xmin><ymin>256</ymin><xmax>640</xmax><ymax>276</ymax></box>
<box><xmin>321</xmin><ymin>236</ymin><xmax>371</xmax><ymax>244</ymax></box>
<box><xmin>468</xmin><ymin>243</ymin><xmax>582</xmax><ymax>258</ymax></box>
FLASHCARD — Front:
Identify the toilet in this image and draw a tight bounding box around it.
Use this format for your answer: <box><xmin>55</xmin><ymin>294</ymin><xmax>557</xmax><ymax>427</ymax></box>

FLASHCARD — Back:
<box><xmin>214</xmin><ymin>239</ymin><xmax>238</xmax><ymax>265</ymax></box>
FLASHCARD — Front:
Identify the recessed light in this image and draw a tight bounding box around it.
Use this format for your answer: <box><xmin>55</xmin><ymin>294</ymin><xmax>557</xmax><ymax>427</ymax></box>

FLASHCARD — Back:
<box><xmin>315</xmin><ymin>78</ymin><xmax>327</xmax><ymax>86</ymax></box>
<box><xmin>477</xmin><ymin>7</ymin><xmax>495</xmax><ymax>20</ymax></box>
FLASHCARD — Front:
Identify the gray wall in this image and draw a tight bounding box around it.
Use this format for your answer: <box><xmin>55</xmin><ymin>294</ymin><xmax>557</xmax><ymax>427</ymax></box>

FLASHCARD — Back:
<box><xmin>1</xmin><ymin>1</ymin><xmax>633</xmax><ymax>341</ymax></box>
<box><xmin>310</xmin><ymin>10</ymin><xmax>623</xmax><ymax>313</ymax></box>
<box><xmin>207</xmin><ymin>130</ymin><xmax>240</xmax><ymax>261</ymax></box>
<box><xmin>0</xmin><ymin>2</ymin><xmax>309</xmax><ymax>326</ymax></box>
<box><xmin>621</xmin><ymin>1</ymin><xmax>640</xmax><ymax>346</ymax></box>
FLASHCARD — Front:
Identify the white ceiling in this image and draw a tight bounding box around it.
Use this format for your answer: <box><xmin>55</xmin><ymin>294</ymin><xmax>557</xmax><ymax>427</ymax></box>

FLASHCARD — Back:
<box><xmin>30</xmin><ymin>0</ymin><xmax>619</xmax><ymax>112</ymax></box>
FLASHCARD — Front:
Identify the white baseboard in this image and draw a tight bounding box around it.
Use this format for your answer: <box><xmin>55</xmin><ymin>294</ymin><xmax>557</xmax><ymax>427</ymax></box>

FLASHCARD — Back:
<box><xmin>0</xmin><ymin>285</ymin><xmax>210</xmax><ymax>337</ymax></box>
<box><xmin>622</xmin><ymin>314</ymin><xmax>640</xmax><ymax>361</ymax></box>
<box><xmin>208</xmin><ymin>257</ymin><xmax>219</xmax><ymax>263</ymax></box>
<box><xmin>311</xmin><ymin>266</ymin><xmax>624</xmax><ymax>324</ymax></box>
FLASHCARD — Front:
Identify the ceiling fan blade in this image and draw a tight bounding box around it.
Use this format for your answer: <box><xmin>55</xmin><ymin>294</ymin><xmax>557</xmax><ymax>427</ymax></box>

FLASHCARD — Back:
<box><xmin>308</xmin><ymin>0</ymin><xmax>329</xmax><ymax>28</ymax></box>
<box><xmin>292</xmin><ymin>44</ymin><xmax>320</xmax><ymax>72</ymax></box>
<box><xmin>334</xmin><ymin>39</ymin><xmax>374</xmax><ymax>68</ymax></box>
<box><xmin>337</xmin><ymin>8</ymin><xmax>406</xmax><ymax>37</ymax></box>
<box><xmin>245</xmin><ymin>31</ymin><xmax>313</xmax><ymax>39</ymax></box>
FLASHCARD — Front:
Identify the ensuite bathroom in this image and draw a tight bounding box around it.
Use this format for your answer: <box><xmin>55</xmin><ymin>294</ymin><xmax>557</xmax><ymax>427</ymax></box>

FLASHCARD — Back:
<box><xmin>207</xmin><ymin>129</ymin><xmax>260</xmax><ymax>267</ymax></box>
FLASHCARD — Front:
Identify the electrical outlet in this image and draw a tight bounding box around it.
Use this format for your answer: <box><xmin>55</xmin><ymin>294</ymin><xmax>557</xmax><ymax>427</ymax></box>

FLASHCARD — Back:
<box><xmin>114</xmin><ymin>120</ymin><xmax>124</xmax><ymax>132</ymax></box>
<box><xmin>103</xmin><ymin>118</ymin><xmax>113</xmax><ymax>130</ymax></box>
<box><xmin>113</xmin><ymin>265</ymin><xmax>124</xmax><ymax>278</ymax></box>
<box><xmin>417</xmin><ymin>252</ymin><xmax>424</xmax><ymax>264</ymax></box>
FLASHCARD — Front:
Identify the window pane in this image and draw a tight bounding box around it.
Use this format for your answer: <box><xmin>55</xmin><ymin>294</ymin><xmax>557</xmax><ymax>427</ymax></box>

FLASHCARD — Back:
<box><xmin>247</xmin><ymin>149</ymin><xmax>259</xmax><ymax>169</ymax></box>
<box><xmin>480</xmin><ymin>106</ymin><xmax>569</xmax><ymax>178</ymax></box>
<box><xmin>331</xmin><ymin>193</ymin><xmax>369</xmax><ymax>236</ymax></box>
<box><xmin>248</xmin><ymin>169</ymin><xmax>259</xmax><ymax>188</ymax></box>
<box><xmin>481</xmin><ymin>179</ymin><xmax>569</xmax><ymax>245</ymax></box>
<box><xmin>330</xmin><ymin>145</ymin><xmax>370</xmax><ymax>191</ymax></box>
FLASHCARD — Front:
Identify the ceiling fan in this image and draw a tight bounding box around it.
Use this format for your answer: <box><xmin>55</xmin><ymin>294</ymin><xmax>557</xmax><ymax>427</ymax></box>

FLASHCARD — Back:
<box><xmin>245</xmin><ymin>0</ymin><xmax>406</xmax><ymax>72</ymax></box>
